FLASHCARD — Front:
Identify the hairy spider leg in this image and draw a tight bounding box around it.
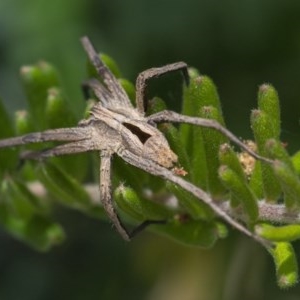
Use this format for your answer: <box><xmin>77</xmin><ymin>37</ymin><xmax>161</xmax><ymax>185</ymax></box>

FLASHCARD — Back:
<box><xmin>19</xmin><ymin>140</ymin><xmax>93</xmax><ymax>161</ymax></box>
<box><xmin>100</xmin><ymin>150</ymin><xmax>132</xmax><ymax>241</ymax></box>
<box><xmin>81</xmin><ymin>79</ymin><xmax>112</xmax><ymax>107</ymax></box>
<box><xmin>118</xmin><ymin>148</ymin><xmax>271</xmax><ymax>247</ymax></box>
<box><xmin>0</xmin><ymin>128</ymin><xmax>90</xmax><ymax>149</ymax></box>
<box><xmin>80</xmin><ymin>36</ymin><xmax>131</xmax><ymax>108</ymax></box>
<box><xmin>147</xmin><ymin>110</ymin><xmax>273</xmax><ymax>165</ymax></box>
<box><xmin>135</xmin><ymin>62</ymin><xmax>189</xmax><ymax>113</ymax></box>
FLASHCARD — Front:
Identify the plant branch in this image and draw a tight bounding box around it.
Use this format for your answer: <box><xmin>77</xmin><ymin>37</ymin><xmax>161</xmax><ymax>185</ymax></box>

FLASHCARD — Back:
<box><xmin>28</xmin><ymin>179</ymin><xmax>299</xmax><ymax>249</ymax></box>
<box><xmin>219</xmin><ymin>201</ymin><xmax>300</xmax><ymax>224</ymax></box>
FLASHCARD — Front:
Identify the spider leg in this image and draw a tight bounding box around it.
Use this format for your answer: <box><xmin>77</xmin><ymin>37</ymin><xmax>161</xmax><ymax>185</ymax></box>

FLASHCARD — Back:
<box><xmin>100</xmin><ymin>150</ymin><xmax>130</xmax><ymax>241</ymax></box>
<box><xmin>135</xmin><ymin>62</ymin><xmax>189</xmax><ymax>113</ymax></box>
<box><xmin>99</xmin><ymin>151</ymin><xmax>165</xmax><ymax>240</ymax></box>
<box><xmin>129</xmin><ymin>219</ymin><xmax>167</xmax><ymax>238</ymax></box>
<box><xmin>20</xmin><ymin>140</ymin><xmax>92</xmax><ymax>160</ymax></box>
<box><xmin>0</xmin><ymin>127</ymin><xmax>90</xmax><ymax>149</ymax></box>
<box><xmin>117</xmin><ymin>148</ymin><xmax>271</xmax><ymax>247</ymax></box>
<box><xmin>81</xmin><ymin>79</ymin><xmax>112</xmax><ymax>107</ymax></box>
<box><xmin>80</xmin><ymin>36</ymin><xmax>131</xmax><ymax>108</ymax></box>
<box><xmin>147</xmin><ymin>110</ymin><xmax>273</xmax><ymax>164</ymax></box>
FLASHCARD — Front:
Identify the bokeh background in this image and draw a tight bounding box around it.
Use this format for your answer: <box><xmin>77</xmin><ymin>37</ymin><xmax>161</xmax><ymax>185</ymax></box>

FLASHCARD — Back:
<box><xmin>1</xmin><ymin>1</ymin><xmax>300</xmax><ymax>299</ymax></box>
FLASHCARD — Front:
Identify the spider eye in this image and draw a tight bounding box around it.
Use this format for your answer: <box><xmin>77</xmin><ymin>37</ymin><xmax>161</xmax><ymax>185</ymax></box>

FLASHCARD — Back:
<box><xmin>123</xmin><ymin>122</ymin><xmax>151</xmax><ymax>144</ymax></box>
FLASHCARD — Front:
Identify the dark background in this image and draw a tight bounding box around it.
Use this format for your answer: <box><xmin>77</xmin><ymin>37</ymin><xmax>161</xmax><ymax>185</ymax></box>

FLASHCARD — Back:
<box><xmin>0</xmin><ymin>1</ymin><xmax>300</xmax><ymax>299</ymax></box>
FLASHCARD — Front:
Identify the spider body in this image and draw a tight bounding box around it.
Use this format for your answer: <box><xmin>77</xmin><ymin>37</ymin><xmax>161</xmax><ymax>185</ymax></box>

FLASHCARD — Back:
<box><xmin>0</xmin><ymin>37</ymin><xmax>186</xmax><ymax>240</ymax></box>
<box><xmin>0</xmin><ymin>37</ymin><xmax>271</xmax><ymax>245</ymax></box>
<box><xmin>87</xmin><ymin>104</ymin><xmax>178</xmax><ymax>168</ymax></box>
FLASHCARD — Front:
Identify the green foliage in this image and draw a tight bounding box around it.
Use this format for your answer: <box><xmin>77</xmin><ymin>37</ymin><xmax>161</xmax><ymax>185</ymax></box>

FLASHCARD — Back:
<box><xmin>0</xmin><ymin>177</ymin><xmax>64</xmax><ymax>251</ymax></box>
<box><xmin>151</xmin><ymin>218</ymin><xmax>227</xmax><ymax>248</ymax></box>
<box><xmin>219</xmin><ymin>165</ymin><xmax>258</xmax><ymax>224</ymax></box>
<box><xmin>256</xmin><ymin>223</ymin><xmax>300</xmax><ymax>242</ymax></box>
<box><xmin>0</xmin><ymin>100</ymin><xmax>18</xmax><ymax>173</ymax></box>
<box><xmin>45</xmin><ymin>87</ymin><xmax>77</xmax><ymax>129</ymax></box>
<box><xmin>20</xmin><ymin>62</ymin><xmax>60</xmax><ymax>130</ymax></box>
<box><xmin>1</xmin><ymin>52</ymin><xmax>300</xmax><ymax>288</ymax></box>
<box><xmin>114</xmin><ymin>184</ymin><xmax>175</xmax><ymax>221</ymax></box>
<box><xmin>271</xmin><ymin>242</ymin><xmax>298</xmax><ymax>288</ymax></box>
<box><xmin>272</xmin><ymin>160</ymin><xmax>300</xmax><ymax>209</ymax></box>
<box><xmin>36</xmin><ymin>162</ymin><xmax>103</xmax><ymax>218</ymax></box>
<box><xmin>251</xmin><ymin>109</ymin><xmax>282</xmax><ymax>201</ymax></box>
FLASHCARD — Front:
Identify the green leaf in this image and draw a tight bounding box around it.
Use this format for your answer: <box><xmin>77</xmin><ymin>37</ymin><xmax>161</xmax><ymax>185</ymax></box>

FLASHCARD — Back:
<box><xmin>14</xmin><ymin>110</ymin><xmax>35</xmax><ymax>135</ymax></box>
<box><xmin>147</xmin><ymin>97</ymin><xmax>167</xmax><ymax>114</ymax></box>
<box><xmin>265</xmin><ymin>139</ymin><xmax>294</xmax><ymax>170</ymax></box>
<box><xmin>12</xmin><ymin>110</ymin><xmax>38</xmax><ymax>180</ymax></box>
<box><xmin>0</xmin><ymin>99</ymin><xmax>18</xmax><ymax>173</ymax></box>
<box><xmin>87</xmin><ymin>53</ymin><xmax>122</xmax><ymax>79</ymax></box>
<box><xmin>200</xmin><ymin>106</ymin><xmax>227</xmax><ymax>198</ymax></box>
<box><xmin>180</xmin><ymin>74</ymin><xmax>228</xmax><ymax>192</ymax></box>
<box><xmin>248</xmin><ymin>162</ymin><xmax>264</xmax><ymax>199</ymax></box>
<box><xmin>113</xmin><ymin>156</ymin><xmax>150</xmax><ymax>195</ymax></box>
<box><xmin>20</xmin><ymin>62</ymin><xmax>60</xmax><ymax>129</ymax></box>
<box><xmin>119</xmin><ymin>78</ymin><xmax>135</xmax><ymax>103</ymax></box>
<box><xmin>3</xmin><ymin>178</ymin><xmax>50</xmax><ymax>215</ymax></box>
<box><xmin>219</xmin><ymin>143</ymin><xmax>247</xmax><ymax>207</ymax></box>
<box><xmin>180</xmin><ymin>75</ymin><xmax>223</xmax><ymax>187</ymax></box>
<box><xmin>21</xmin><ymin>215</ymin><xmax>65</xmax><ymax>252</ymax></box>
<box><xmin>152</xmin><ymin>218</ymin><xmax>227</xmax><ymax>248</ymax></box>
<box><xmin>0</xmin><ymin>208</ymin><xmax>65</xmax><ymax>252</ymax></box>
<box><xmin>1</xmin><ymin>178</ymin><xmax>38</xmax><ymax>220</ymax></box>
<box><xmin>45</xmin><ymin>87</ymin><xmax>89</xmax><ymax>181</ymax></box>
<box><xmin>257</xmin><ymin>84</ymin><xmax>281</xmax><ymax>140</ymax></box>
<box><xmin>219</xmin><ymin>143</ymin><xmax>246</xmax><ymax>180</ymax></box>
<box><xmin>183</xmin><ymin>75</ymin><xmax>222</xmax><ymax>113</ymax></box>
<box><xmin>256</xmin><ymin>223</ymin><xmax>300</xmax><ymax>242</ymax></box>
<box><xmin>270</xmin><ymin>242</ymin><xmax>298</xmax><ymax>288</ymax></box>
<box><xmin>0</xmin><ymin>179</ymin><xmax>65</xmax><ymax>251</ymax></box>
<box><xmin>159</xmin><ymin>123</ymin><xmax>190</xmax><ymax>173</ymax></box>
<box><xmin>219</xmin><ymin>165</ymin><xmax>258</xmax><ymax>223</ymax></box>
<box><xmin>83</xmin><ymin>99</ymin><xmax>97</xmax><ymax>119</ymax></box>
<box><xmin>272</xmin><ymin>160</ymin><xmax>300</xmax><ymax>209</ymax></box>
<box><xmin>251</xmin><ymin>109</ymin><xmax>281</xmax><ymax>201</ymax></box>
<box><xmin>187</xmin><ymin>67</ymin><xmax>200</xmax><ymax>79</ymax></box>
<box><xmin>265</xmin><ymin>139</ymin><xmax>297</xmax><ymax>206</ymax></box>
<box><xmin>45</xmin><ymin>87</ymin><xmax>77</xmax><ymax>129</ymax></box>
<box><xmin>100</xmin><ymin>53</ymin><xmax>122</xmax><ymax>78</ymax></box>
<box><xmin>36</xmin><ymin>162</ymin><xmax>103</xmax><ymax>218</ymax></box>
<box><xmin>166</xmin><ymin>182</ymin><xmax>214</xmax><ymax>220</ymax></box>
<box><xmin>180</xmin><ymin>80</ymin><xmax>197</xmax><ymax>151</ymax></box>
<box><xmin>291</xmin><ymin>150</ymin><xmax>300</xmax><ymax>176</ymax></box>
<box><xmin>114</xmin><ymin>185</ymin><xmax>175</xmax><ymax>221</ymax></box>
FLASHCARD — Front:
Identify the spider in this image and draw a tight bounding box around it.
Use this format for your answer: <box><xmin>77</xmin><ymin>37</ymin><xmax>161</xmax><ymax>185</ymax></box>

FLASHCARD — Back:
<box><xmin>0</xmin><ymin>37</ymin><xmax>271</xmax><ymax>243</ymax></box>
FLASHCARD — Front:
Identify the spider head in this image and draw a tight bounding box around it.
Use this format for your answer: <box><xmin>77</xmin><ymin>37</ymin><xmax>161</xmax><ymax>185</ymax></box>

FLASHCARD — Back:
<box><xmin>121</xmin><ymin>120</ymin><xmax>177</xmax><ymax>168</ymax></box>
<box><xmin>142</xmin><ymin>134</ymin><xmax>178</xmax><ymax>168</ymax></box>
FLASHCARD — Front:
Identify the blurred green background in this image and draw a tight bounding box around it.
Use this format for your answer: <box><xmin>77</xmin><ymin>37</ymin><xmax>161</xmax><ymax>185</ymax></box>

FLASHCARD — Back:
<box><xmin>1</xmin><ymin>0</ymin><xmax>300</xmax><ymax>299</ymax></box>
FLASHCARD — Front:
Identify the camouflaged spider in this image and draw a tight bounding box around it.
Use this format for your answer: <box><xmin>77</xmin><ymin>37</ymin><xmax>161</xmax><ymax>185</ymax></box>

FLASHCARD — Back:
<box><xmin>0</xmin><ymin>37</ymin><xmax>271</xmax><ymax>243</ymax></box>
